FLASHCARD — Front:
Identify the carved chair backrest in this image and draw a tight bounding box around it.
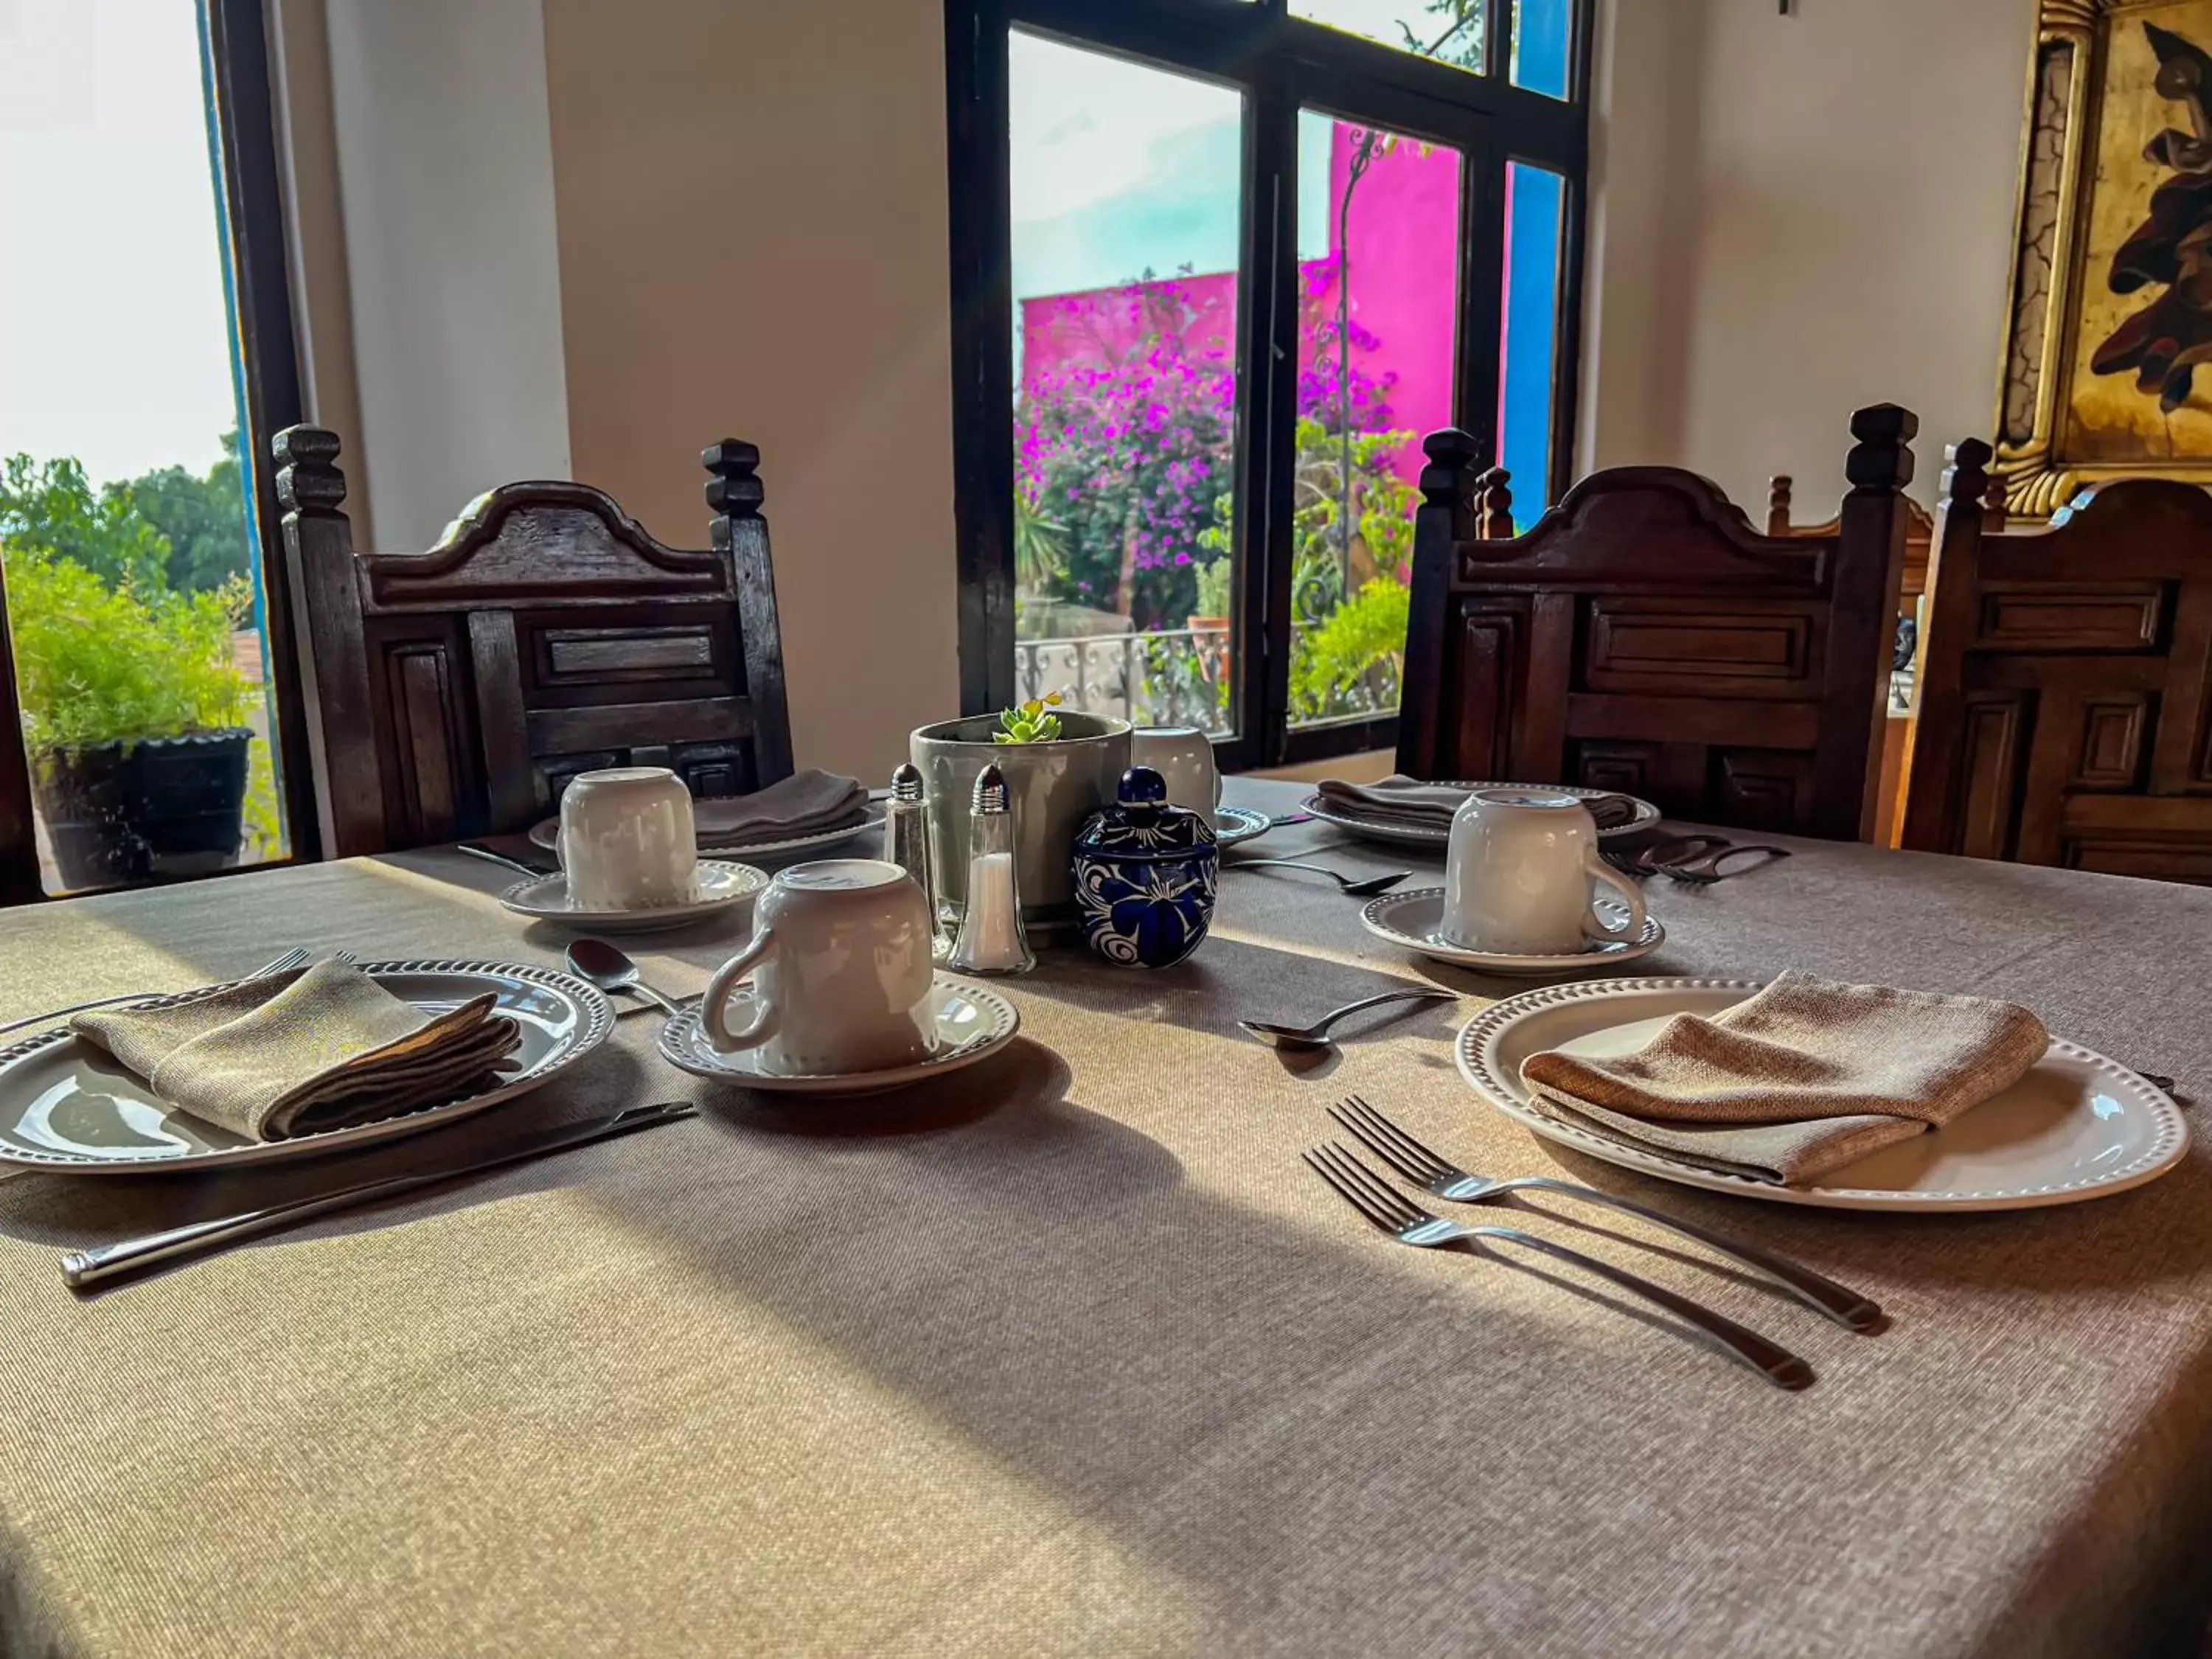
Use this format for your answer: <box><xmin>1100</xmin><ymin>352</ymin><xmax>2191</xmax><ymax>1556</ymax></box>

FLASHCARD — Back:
<box><xmin>1397</xmin><ymin>406</ymin><xmax>1917</xmax><ymax>840</ymax></box>
<box><xmin>1902</xmin><ymin>439</ymin><xmax>2212</xmax><ymax>883</ymax></box>
<box><xmin>275</xmin><ymin>428</ymin><xmax>793</xmax><ymax>857</ymax></box>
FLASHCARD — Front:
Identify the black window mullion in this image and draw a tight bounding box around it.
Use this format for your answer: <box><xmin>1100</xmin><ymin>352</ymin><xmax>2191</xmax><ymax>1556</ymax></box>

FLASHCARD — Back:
<box><xmin>1459</xmin><ymin>142</ymin><xmax>1509</xmax><ymax>487</ymax></box>
<box><xmin>947</xmin><ymin>0</ymin><xmax>1018</xmax><ymax>717</ymax></box>
<box><xmin>1240</xmin><ymin>60</ymin><xmax>1298</xmax><ymax>768</ymax></box>
<box><xmin>1548</xmin><ymin>172</ymin><xmax>1589</xmax><ymax>507</ymax></box>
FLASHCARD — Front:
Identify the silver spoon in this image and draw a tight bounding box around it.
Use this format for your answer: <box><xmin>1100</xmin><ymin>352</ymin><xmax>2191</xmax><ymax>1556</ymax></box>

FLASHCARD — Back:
<box><xmin>1239</xmin><ymin>987</ymin><xmax>1458</xmax><ymax>1051</ymax></box>
<box><xmin>564</xmin><ymin>938</ymin><xmax>686</xmax><ymax>1019</ymax></box>
<box><xmin>457</xmin><ymin>841</ymin><xmax>554</xmax><ymax>879</ymax></box>
<box><xmin>1224</xmin><ymin>858</ymin><xmax>1410</xmax><ymax>897</ymax></box>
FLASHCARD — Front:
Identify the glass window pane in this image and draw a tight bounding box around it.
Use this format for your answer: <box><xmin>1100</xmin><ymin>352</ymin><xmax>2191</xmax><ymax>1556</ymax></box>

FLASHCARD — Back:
<box><xmin>1290</xmin><ymin>111</ymin><xmax>1462</xmax><ymax>730</ymax></box>
<box><xmin>0</xmin><ymin>1</ymin><xmax>289</xmax><ymax>894</ymax></box>
<box><xmin>1498</xmin><ymin>161</ymin><xmax>1566</xmax><ymax>526</ymax></box>
<box><xmin>1510</xmin><ymin>0</ymin><xmax>1574</xmax><ymax>98</ymax></box>
<box><xmin>1009</xmin><ymin>32</ymin><xmax>1245</xmax><ymax>737</ymax></box>
<box><xmin>1292</xmin><ymin>0</ymin><xmax>1485</xmax><ymax>74</ymax></box>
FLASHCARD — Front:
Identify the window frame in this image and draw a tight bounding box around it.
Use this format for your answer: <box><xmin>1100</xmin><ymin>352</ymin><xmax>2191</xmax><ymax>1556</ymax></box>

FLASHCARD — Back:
<box><xmin>0</xmin><ymin>0</ymin><xmax>314</xmax><ymax>904</ymax></box>
<box><xmin>945</xmin><ymin>0</ymin><xmax>1593</xmax><ymax>770</ymax></box>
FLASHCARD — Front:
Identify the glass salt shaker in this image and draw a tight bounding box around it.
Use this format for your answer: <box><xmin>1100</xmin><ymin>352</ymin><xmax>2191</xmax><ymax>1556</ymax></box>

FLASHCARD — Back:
<box><xmin>948</xmin><ymin>765</ymin><xmax>1034</xmax><ymax>975</ymax></box>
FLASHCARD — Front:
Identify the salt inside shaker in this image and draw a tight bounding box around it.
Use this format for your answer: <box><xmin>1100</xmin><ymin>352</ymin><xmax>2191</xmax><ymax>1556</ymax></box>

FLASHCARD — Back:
<box><xmin>948</xmin><ymin>765</ymin><xmax>1034</xmax><ymax>975</ymax></box>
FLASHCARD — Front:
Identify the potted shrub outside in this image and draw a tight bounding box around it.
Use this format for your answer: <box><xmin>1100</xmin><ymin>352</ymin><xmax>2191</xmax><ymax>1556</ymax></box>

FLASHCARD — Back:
<box><xmin>912</xmin><ymin>698</ymin><xmax>1131</xmax><ymax>938</ymax></box>
<box><xmin>7</xmin><ymin>546</ymin><xmax>260</xmax><ymax>888</ymax></box>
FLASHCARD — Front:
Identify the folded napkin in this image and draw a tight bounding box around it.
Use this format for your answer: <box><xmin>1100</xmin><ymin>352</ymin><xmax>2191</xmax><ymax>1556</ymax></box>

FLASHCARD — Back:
<box><xmin>1519</xmin><ymin>972</ymin><xmax>2051</xmax><ymax>1185</ymax></box>
<box><xmin>1318</xmin><ymin>775</ymin><xmax>1639</xmax><ymax>831</ymax></box>
<box><xmin>73</xmin><ymin>961</ymin><xmax>521</xmax><ymax>1142</ymax></box>
<box><xmin>694</xmin><ymin>770</ymin><xmax>869</xmax><ymax>846</ymax></box>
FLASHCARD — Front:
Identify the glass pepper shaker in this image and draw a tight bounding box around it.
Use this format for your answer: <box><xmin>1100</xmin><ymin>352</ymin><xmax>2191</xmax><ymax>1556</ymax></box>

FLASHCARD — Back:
<box><xmin>948</xmin><ymin>764</ymin><xmax>1034</xmax><ymax>975</ymax></box>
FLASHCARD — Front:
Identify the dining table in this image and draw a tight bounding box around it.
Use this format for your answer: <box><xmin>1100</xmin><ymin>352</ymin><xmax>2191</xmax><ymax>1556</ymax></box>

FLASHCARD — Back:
<box><xmin>1</xmin><ymin>776</ymin><xmax>2210</xmax><ymax>1658</ymax></box>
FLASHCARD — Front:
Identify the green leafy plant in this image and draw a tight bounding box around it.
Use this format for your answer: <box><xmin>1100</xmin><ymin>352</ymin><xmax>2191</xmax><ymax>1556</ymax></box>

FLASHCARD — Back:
<box><xmin>1013</xmin><ymin>490</ymin><xmax>1071</xmax><ymax>596</ymax></box>
<box><xmin>1191</xmin><ymin>556</ymin><xmax>1233</xmax><ymax>619</ymax></box>
<box><xmin>1291</xmin><ymin>577</ymin><xmax>1411</xmax><ymax>720</ymax></box>
<box><xmin>994</xmin><ymin>691</ymin><xmax>1066</xmax><ymax>744</ymax></box>
<box><xmin>3</xmin><ymin>543</ymin><xmax>257</xmax><ymax>752</ymax></box>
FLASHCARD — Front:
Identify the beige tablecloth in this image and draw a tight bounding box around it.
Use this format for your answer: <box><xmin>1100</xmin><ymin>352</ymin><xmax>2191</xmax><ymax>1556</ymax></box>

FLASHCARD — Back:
<box><xmin>1</xmin><ymin>779</ymin><xmax>2209</xmax><ymax>1658</ymax></box>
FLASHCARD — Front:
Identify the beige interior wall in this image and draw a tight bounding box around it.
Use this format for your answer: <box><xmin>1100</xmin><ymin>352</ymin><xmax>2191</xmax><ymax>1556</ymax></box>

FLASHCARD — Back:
<box><xmin>538</xmin><ymin>0</ymin><xmax>960</xmax><ymax>785</ymax></box>
<box><xmin>1582</xmin><ymin>0</ymin><xmax>2035</xmax><ymax>511</ymax></box>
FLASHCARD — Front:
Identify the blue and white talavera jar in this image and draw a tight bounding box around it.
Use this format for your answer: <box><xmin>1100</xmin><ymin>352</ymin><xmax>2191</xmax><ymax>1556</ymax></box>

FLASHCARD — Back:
<box><xmin>1071</xmin><ymin>766</ymin><xmax>1219</xmax><ymax>968</ymax></box>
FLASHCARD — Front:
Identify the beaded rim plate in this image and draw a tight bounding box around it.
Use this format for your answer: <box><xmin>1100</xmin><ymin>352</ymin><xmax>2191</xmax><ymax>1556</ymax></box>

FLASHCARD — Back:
<box><xmin>657</xmin><ymin>975</ymin><xmax>1019</xmax><ymax>1095</ymax></box>
<box><xmin>1300</xmin><ymin>782</ymin><xmax>1660</xmax><ymax>847</ymax></box>
<box><xmin>528</xmin><ymin>807</ymin><xmax>885</xmax><ymax>861</ymax></box>
<box><xmin>1214</xmin><ymin>805</ymin><xmax>1271</xmax><ymax>847</ymax></box>
<box><xmin>0</xmin><ymin>960</ymin><xmax>613</xmax><ymax>1174</ymax></box>
<box><xmin>1358</xmin><ymin>888</ymin><xmax>1665</xmax><ymax>975</ymax></box>
<box><xmin>498</xmin><ymin>860</ymin><xmax>768</xmax><ymax>931</ymax></box>
<box><xmin>1454</xmin><ymin>977</ymin><xmax>2190</xmax><ymax>1211</ymax></box>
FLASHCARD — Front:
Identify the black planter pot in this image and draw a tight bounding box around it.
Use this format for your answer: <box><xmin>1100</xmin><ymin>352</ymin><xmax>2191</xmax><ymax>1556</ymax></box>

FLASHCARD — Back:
<box><xmin>32</xmin><ymin>728</ymin><xmax>254</xmax><ymax>890</ymax></box>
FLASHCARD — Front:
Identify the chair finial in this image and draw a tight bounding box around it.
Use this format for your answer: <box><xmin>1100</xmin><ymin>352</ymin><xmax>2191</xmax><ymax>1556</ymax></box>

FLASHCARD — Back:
<box><xmin>1419</xmin><ymin>428</ymin><xmax>1486</xmax><ymax>513</ymax></box>
<box><xmin>1767</xmin><ymin>474</ymin><xmax>1794</xmax><ymax>535</ymax></box>
<box><xmin>1941</xmin><ymin>438</ymin><xmax>1994</xmax><ymax>514</ymax></box>
<box><xmin>274</xmin><ymin>425</ymin><xmax>347</xmax><ymax>516</ymax></box>
<box><xmin>1477</xmin><ymin>467</ymin><xmax>1515</xmax><ymax>538</ymax></box>
<box><xmin>1845</xmin><ymin>403</ymin><xmax>1918</xmax><ymax>495</ymax></box>
<box><xmin>703</xmin><ymin>439</ymin><xmax>765</xmax><ymax>535</ymax></box>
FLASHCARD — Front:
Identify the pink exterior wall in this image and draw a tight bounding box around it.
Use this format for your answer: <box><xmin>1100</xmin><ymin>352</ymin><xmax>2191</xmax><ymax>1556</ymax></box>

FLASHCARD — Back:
<box><xmin>1018</xmin><ymin>126</ymin><xmax>1462</xmax><ymax>488</ymax></box>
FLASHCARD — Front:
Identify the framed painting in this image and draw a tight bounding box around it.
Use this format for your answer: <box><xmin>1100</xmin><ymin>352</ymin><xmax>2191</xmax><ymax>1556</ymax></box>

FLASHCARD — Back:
<box><xmin>1997</xmin><ymin>0</ymin><xmax>2212</xmax><ymax>514</ymax></box>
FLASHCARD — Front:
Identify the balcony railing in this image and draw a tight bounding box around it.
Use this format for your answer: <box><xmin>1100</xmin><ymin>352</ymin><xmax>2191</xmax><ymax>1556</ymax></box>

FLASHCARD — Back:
<box><xmin>1015</xmin><ymin>623</ymin><xmax>1399</xmax><ymax>732</ymax></box>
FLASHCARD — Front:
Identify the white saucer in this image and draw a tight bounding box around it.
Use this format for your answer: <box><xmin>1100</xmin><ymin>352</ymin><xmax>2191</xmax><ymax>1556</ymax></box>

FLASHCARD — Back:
<box><xmin>1214</xmin><ymin>805</ymin><xmax>1270</xmax><ymax>847</ymax></box>
<box><xmin>529</xmin><ymin>808</ymin><xmax>885</xmax><ymax>861</ymax></box>
<box><xmin>657</xmin><ymin>975</ymin><xmax>1020</xmax><ymax>1093</ymax></box>
<box><xmin>1303</xmin><ymin>782</ymin><xmax>1660</xmax><ymax>847</ymax></box>
<box><xmin>1455</xmin><ymin>977</ymin><xmax>2191</xmax><ymax>1211</ymax></box>
<box><xmin>498</xmin><ymin>860</ymin><xmax>769</xmax><ymax>931</ymax></box>
<box><xmin>1358</xmin><ymin>888</ymin><xmax>1665</xmax><ymax>974</ymax></box>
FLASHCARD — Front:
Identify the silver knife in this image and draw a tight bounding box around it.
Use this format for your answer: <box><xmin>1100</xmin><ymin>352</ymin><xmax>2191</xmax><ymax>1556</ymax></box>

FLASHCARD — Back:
<box><xmin>62</xmin><ymin>1101</ymin><xmax>698</xmax><ymax>1293</ymax></box>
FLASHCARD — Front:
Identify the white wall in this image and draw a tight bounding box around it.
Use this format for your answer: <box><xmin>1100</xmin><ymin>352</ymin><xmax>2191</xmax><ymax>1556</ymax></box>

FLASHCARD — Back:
<box><xmin>539</xmin><ymin>0</ymin><xmax>959</xmax><ymax>784</ymax></box>
<box><xmin>321</xmin><ymin>0</ymin><xmax>573</xmax><ymax>552</ymax></box>
<box><xmin>1583</xmin><ymin>0</ymin><xmax>2034</xmax><ymax>511</ymax></box>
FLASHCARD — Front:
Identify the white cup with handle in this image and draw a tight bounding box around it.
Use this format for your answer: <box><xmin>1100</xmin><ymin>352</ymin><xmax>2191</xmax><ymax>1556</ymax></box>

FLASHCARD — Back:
<box><xmin>701</xmin><ymin>858</ymin><xmax>936</xmax><ymax>1075</ymax></box>
<box><xmin>1129</xmin><ymin>726</ymin><xmax>1220</xmax><ymax>830</ymax></box>
<box><xmin>1441</xmin><ymin>788</ymin><xmax>1647</xmax><ymax>954</ymax></box>
<box><xmin>558</xmin><ymin>766</ymin><xmax>698</xmax><ymax>911</ymax></box>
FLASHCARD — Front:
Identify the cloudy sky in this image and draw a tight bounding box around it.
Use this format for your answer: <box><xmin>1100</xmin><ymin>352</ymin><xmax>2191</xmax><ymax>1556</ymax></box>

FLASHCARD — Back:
<box><xmin>0</xmin><ymin>1</ymin><xmax>241</xmax><ymax>487</ymax></box>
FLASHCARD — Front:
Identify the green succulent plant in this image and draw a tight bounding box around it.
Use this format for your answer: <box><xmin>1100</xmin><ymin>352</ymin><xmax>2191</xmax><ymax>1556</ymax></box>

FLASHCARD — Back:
<box><xmin>995</xmin><ymin>691</ymin><xmax>1066</xmax><ymax>744</ymax></box>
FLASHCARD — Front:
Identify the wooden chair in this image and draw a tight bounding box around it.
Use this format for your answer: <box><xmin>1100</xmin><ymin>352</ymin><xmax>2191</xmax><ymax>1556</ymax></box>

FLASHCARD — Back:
<box><xmin>274</xmin><ymin>427</ymin><xmax>793</xmax><ymax>858</ymax></box>
<box><xmin>1901</xmin><ymin>439</ymin><xmax>2212</xmax><ymax>883</ymax></box>
<box><xmin>1396</xmin><ymin>405</ymin><xmax>1917</xmax><ymax>839</ymax></box>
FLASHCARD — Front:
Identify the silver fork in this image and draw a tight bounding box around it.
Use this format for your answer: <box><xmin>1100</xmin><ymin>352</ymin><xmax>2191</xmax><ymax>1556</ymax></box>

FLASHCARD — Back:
<box><xmin>1332</xmin><ymin>1096</ymin><xmax>1882</xmax><ymax>1332</ymax></box>
<box><xmin>0</xmin><ymin>947</ymin><xmax>342</xmax><ymax>1040</ymax></box>
<box><xmin>1304</xmin><ymin>1144</ymin><xmax>1815</xmax><ymax>1389</ymax></box>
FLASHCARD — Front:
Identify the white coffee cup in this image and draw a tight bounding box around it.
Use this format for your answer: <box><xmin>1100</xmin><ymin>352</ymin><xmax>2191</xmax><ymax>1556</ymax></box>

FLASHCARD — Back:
<box><xmin>1129</xmin><ymin>726</ymin><xmax>1220</xmax><ymax>830</ymax></box>
<box><xmin>1442</xmin><ymin>788</ymin><xmax>1648</xmax><ymax>954</ymax></box>
<box><xmin>558</xmin><ymin>767</ymin><xmax>698</xmax><ymax>911</ymax></box>
<box><xmin>702</xmin><ymin>858</ymin><xmax>936</xmax><ymax>1075</ymax></box>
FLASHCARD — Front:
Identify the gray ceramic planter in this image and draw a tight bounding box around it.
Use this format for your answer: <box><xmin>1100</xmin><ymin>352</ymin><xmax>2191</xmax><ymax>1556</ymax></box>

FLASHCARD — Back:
<box><xmin>911</xmin><ymin>713</ymin><xmax>1132</xmax><ymax>935</ymax></box>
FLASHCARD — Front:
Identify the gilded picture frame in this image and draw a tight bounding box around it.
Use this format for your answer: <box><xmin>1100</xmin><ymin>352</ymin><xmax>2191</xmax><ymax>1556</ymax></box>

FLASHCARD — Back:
<box><xmin>1997</xmin><ymin>0</ymin><xmax>2212</xmax><ymax>515</ymax></box>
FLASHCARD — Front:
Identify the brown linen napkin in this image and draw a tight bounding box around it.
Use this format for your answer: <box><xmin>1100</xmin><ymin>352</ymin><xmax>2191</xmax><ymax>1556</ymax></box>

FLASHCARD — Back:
<box><xmin>1318</xmin><ymin>775</ymin><xmax>1638</xmax><ymax>830</ymax></box>
<box><xmin>73</xmin><ymin>960</ymin><xmax>521</xmax><ymax>1142</ymax></box>
<box><xmin>1517</xmin><ymin>971</ymin><xmax>2051</xmax><ymax>1185</ymax></box>
<box><xmin>693</xmin><ymin>770</ymin><xmax>869</xmax><ymax>846</ymax></box>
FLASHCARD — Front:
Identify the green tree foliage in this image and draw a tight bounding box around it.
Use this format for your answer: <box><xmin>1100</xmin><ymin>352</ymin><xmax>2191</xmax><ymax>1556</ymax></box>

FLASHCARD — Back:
<box><xmin>128</xmin><ymin>431</ymin><xmax>251</xmax><ymax>595</ymax></box>
<box><xmin>0</xmin><ymin>437</ymin><xmax>249</xmax><ymax>598</ymax></box>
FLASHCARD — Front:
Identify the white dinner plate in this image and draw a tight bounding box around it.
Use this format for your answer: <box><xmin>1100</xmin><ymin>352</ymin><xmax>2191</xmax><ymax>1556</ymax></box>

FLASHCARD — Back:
<box><xmin>498</xmin><ymin>860</ymin><xmax>768</xmax><ymax>931</ymax></box>
<box><xmin>0</xmin><ymin>961</ymin><xmax>613</xmax><ymax>1174</ymax></box>
<box><xmin>1301</xmin><ymin>782</ymin><xmax>1660</xmax><ymax>848</ymax></box>
<box><xmin>528</xmin><ymin>807</ymin><xmax>885</xmax><ymax>862</ymax></box>
<box><xmin>1360</xmin><ymin>888</ymin><xmax>1666</xmax><ymax>975</ymax></box>
<box><xmin>1453</xmin><ymin>977</ymin><xmax>2190</xmax><ymax>1211</ymax></box>
<box><xmin>658</xmin><ymin>976</ymin><xmax>1019</xmax><ymax>1095</ymax></box>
